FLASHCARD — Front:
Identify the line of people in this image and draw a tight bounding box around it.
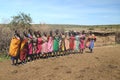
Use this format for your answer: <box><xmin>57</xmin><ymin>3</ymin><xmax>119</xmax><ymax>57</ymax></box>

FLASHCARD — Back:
<box><xmin>9</xmin><ymin>29</ymin><xmax>96</xmax><ymax>65</ymax></box>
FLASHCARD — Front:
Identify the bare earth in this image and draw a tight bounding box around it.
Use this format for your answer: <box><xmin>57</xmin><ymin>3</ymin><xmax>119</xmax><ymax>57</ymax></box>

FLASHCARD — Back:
<box><xmin>0</xmin><ymin>45</ymin><xmax>120</xmax><ymax>80</ymax></box>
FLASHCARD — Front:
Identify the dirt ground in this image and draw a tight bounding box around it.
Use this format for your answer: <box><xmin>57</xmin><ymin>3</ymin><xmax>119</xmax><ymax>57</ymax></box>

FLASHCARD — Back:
<box><xmin>0</xmin><ymin>45</ymin><xmax>120</xmax><ymax>80</ymax></box>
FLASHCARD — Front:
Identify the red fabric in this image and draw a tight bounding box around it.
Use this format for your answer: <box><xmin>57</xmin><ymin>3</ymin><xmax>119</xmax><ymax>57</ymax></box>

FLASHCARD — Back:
<box><xmin>69</xmin><ymin>36</ymin><xmax>75</xmax><ymax>50</ymax></box>
<box><xmin>36</xmin><ymin>37</ymin><xmax>42</xmax><ymax>54</ymax></box>
<box><xmin>80</xmin><ymin>39</ymin><xmax>85</xmax><ymax>49</ymax></box>
<box><xmin>20</xmin><ymin>39</ymin><xmax>28</xmax><ymax>61</ymax></box>
<box><xmin>20</xmin><ymin>48</ymin><xmax>27</xmax><ymax>61</ymax></box>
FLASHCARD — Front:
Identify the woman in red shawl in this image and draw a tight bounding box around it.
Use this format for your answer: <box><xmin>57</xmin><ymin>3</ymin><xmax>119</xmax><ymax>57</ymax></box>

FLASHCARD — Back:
<box><xmin>69</xmin><ymin>32</ymin><xmax>75</xmax><ymax>52</ymax></box>
<box><xmin>20</xmin><ymin>32</ymin><xmax>28</xmax><ymax>64</ymax></box>
<box><xmin>36</xmin><ymin>31</ymin><xmax>43</xmax><ymax>59</ymax></box>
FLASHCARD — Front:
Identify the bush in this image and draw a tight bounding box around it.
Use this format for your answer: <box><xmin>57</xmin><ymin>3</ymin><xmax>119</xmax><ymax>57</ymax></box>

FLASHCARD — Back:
<box><xmin>0</xmin><ymin>26</ymin><xmax>13</xmax><ymax>54</ymax></box>
<box><xmin>88</xmin><ymin>27</ymin><xmax>94</xmax><ymax>30</ymax></box>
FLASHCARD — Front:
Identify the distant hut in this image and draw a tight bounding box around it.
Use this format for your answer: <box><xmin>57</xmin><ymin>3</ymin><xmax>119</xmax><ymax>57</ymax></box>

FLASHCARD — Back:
<box><xmin>115</xmin><ymin>32</ymin><xmax>120</xmax><ymax>44</ymax></box>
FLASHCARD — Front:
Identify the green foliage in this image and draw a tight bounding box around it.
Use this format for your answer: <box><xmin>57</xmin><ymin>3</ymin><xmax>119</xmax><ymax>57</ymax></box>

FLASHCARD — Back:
<box><xmin>0</xmin><ymin>54</ymin><xmax>10</xmax><ymax>62</ymax></box>
<box><xmin>9</xmin><ymin>12</ymin><xmax>32</xmax><ymax>29</ymax></box>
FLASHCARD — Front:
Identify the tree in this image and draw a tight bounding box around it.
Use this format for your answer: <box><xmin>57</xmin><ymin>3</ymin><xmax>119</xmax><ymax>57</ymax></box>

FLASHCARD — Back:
<box><xmin>9</xmin><ymin>12</ymin><xmax>32</xmax><ymax>29</ymax></box>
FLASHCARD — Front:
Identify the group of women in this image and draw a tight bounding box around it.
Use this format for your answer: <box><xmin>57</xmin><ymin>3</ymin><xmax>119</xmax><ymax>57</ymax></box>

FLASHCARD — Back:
<box><xmin>9</xmin><ymin>29</ymin><xmax>96</xmax><ymax>65</ymax></box>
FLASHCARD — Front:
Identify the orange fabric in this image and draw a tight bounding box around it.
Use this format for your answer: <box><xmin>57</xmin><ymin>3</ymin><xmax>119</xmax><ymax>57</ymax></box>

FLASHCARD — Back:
<box><xmin>9</xmin><ymin>37</ymin><xmax>21</xmax><ymax>57</ymax></box>
<box><xmin>20</xmin><ymin>39</ymin><xmax>28</xmax><ymax>61</ymax></box>
<box><xmin>20</xmin><ymin>39</ymin><xmax>28</xmax><ymax>50</ymax></box>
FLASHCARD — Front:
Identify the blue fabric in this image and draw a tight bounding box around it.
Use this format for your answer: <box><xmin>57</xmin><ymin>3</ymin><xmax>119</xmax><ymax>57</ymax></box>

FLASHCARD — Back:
<box><xmin>11</xmin><ymin>57</ymin><xmax>15</xmax><ymax>60</ymax></box>
<box><xmin>11</xmin><ymin>57</ymin><xmax>18</xmax><ymax>60</ymax></box>
<box><xmin>89</xmin><ymin>40</ymin><xmax>94</xmax><ymax>49</ymax></box>
<box><xmin>28</xmin><ymin>34</ymin><xmax>31</xmax><ymax>37</ymax></box>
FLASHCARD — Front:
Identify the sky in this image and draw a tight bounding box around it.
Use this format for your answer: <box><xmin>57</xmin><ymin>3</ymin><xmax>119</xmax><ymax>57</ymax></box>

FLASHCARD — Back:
<box><xmin>0</xmin><ymin>0</ymin><xmax>120</xmax><ymax>25</ymax></box>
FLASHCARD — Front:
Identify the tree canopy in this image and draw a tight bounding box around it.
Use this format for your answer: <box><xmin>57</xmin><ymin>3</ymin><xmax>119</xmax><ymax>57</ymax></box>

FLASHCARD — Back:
<box><xmin>9</xmin><ymin>12</ymin><xmax>32</xmax><ymax>29</ymax></box>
